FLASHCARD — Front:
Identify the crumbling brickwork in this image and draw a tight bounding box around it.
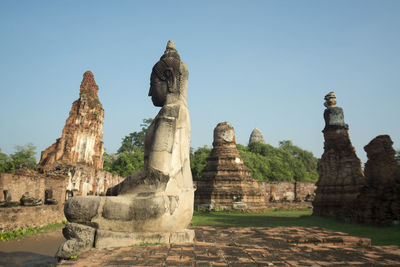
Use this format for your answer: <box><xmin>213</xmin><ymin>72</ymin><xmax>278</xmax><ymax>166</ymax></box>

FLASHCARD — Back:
<box><xmin>195</xmin><ymin>122</ymin><xmax>268</xmax><ymax>211</ymax></box>
<box><xmin>313</xmin><ymin>92</ymin><xmax>365</xmax><ymax>220</ymax></box>
<box><xmin>36</xmin><ymin>71</ymin><xmax>105</xmax><ymax>171</ymax></box>
<box><xmin>355</xmin><ymin>135</ymin><xmax>400</xmax><ymax>225</ymax></box>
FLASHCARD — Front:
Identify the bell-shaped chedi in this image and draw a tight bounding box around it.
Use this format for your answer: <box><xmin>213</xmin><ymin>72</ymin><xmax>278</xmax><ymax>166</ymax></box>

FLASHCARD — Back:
<box><xmin>249</xmin><ymin>128</ymin><xmax>266</xmax><ymax>145</ymax></box>
<box><xmin>355</xmin><ymin>135</ymin><xmax>400</xmax><ymax>224</ymax></box>
<box><xmin>36</xmin><ymin>71</ymin><xmax>104</xmax><ymax>172</ymax></box>
<box><xmin>313</xmin><ymin>92</ymin><xmax>365</xmax><ymax>220</ymax></box>
<box><xmin>56</xmin><ymin>41</ymin><xmax>194</xmax><ymax>259</ymax></box>
<box><xmin>195</xmin><ymin>122</ymin><xmax>267</xmax><ymax>211</ymax></box>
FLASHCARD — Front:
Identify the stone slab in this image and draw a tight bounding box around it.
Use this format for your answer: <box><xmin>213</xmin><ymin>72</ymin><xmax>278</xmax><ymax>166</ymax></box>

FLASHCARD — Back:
<box><xmin>95</xmin><ymin>229</ymin><xmax>195</xmax><ymax>248</ymax></box>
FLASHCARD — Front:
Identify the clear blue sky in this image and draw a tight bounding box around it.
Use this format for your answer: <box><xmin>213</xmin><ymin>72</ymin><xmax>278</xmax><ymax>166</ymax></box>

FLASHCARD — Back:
<box><xmin>0</xmin><ymin>0</ymin><xmax>399</xmax><ymax>164</ymax></box>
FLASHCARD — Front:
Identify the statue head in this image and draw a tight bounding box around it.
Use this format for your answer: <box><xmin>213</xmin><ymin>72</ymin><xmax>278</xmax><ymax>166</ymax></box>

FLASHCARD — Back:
<box><xmin>324</xmin><ymin>91</ymin><xmax>337</xmax><ymax>107</ymax></box>
<box><xmin>149</xmin><ymin>40</ymin><xmax>188</xmax><ymax>107</ymax></box>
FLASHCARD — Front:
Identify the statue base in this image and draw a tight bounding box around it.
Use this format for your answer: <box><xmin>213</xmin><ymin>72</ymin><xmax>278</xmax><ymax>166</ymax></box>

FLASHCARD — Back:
<box><xmin>56</xmin><ymin>223</ymin><xmax>194</xmax><ymax>259</ymax></box>
<box><xmin>95</xmin><ymin>228</ymin><xmax>195</xmax><ymax>248</ymax></box>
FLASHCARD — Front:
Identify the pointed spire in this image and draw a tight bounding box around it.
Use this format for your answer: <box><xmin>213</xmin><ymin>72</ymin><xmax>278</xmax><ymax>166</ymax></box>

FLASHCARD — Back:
<box><xmin>161</xmin><ymin>40</ymin><xmax>180</xmax><ymax>60</ymax></box>
<box><xmin>166</xmin><ymin>40</ymin><xmax>177</xmax><ymax>51</ymax></box>
<box><xmin>80</xmin><ymin>70</ymin><xmax>98</xmax><ymax>97</ymax></box>
<box><xmin>249</xmin><ymin>128</ymin><xmax>266</xmax><ymax>145</ymax></box>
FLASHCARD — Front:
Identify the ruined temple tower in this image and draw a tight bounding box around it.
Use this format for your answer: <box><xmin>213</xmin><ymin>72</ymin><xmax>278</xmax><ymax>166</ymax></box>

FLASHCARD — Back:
<box><xmin>312</xmin><ymin>92</ymin><xmax>365</xmax><ymax>220</ymax></box>
<box><xmin>195</xmin><ymin>122</ymin><xmax>267</xmax><ymax>211</ymax></box>
<box><xmin>249</xmin><ymin>128</ymin><xmax>266</xmax><ymax>145</ymax></box>
<box><xmin>36</xmin><ymin>71</ymin><xmax>104</xmax><ymax>172</ymax></box>
<box><xmin>355</xmin><ymin>135</ymin><xmax>400</xmax><ymax>224</ymax></box>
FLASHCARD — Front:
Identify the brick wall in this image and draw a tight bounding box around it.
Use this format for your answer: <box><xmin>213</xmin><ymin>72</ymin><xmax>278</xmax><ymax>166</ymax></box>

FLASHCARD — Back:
<box><xmin>0</xmin><ymin>164</ymin><xmax>124</xmax><ymax>232</ymax></box>
<box><xmin>0</xmin><ymin>205</ymin><xmax>65</xmax><ymax>232</ymax></box>
<box><xmin>0</xmin><ymin>169</ymin><xmax>66</xmax><ymax>203</ymax></box>
<box><xmin>194</xmin><ymin>180</ymin><xmax>316</xmax><ymax>210</ymax></box>
<box><xmin>258</xmin><ymin>181</ymin><xmax>316</xmax><ymax>202</ymax></box>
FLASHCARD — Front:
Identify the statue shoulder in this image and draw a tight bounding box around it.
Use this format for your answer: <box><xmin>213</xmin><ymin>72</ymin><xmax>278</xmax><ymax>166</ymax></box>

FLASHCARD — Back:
<box><xmin>158</xmin><ymin>104</ymin><xmax>180</xmax><ymax>120</ymax></box>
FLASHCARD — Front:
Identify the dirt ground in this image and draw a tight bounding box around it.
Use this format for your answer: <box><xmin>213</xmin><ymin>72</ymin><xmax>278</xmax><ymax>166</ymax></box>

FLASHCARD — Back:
<box><xmin>1</xmin><ymin>226</ymin><xmax>400</xmax><ymax>266</ymax></box>
<box><xmin>0</xmin><ymin>229</ymin><xmax>64</xmax><ymax>267</ymax></box>
<box><xmin>58</xmin><ymin>226</ymin><xmax>400</xmax><ymax>266</ymax></box>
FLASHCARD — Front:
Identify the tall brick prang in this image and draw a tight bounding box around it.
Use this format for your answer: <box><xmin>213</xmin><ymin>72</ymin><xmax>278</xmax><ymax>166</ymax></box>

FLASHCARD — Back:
<box><xmin>36</xmin><ymin>71</ymin><xmax>104</xmax><ymax>171</ymax></box>
<box><xmin>312</xmin><ymin>92</ymin><xmax>365</xmax><ymax>220</ymax></box>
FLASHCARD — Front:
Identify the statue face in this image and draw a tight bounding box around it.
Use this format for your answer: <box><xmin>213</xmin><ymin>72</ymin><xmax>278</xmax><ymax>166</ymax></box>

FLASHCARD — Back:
<box><xmin>149</xmin><ymin>71</ymin><xmax>168</xmax><ymax>107</ymax></box>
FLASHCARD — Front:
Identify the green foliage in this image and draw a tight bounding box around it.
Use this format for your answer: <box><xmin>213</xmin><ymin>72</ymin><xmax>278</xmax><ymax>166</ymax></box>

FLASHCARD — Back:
<box><xmin>0</xmin><ymin>148</ymin><xmax>14</xmax><ymax>173</ymax></box>
<box><xmin>190</xmin><ymin>140</ymin><xmax>319</xmax><ymax>182</ymax></box>
<box><xmin>10</xmin><ymin>143</ymin><xmax>37</xmax><ymax>170</ymax></box>
<box><xmin>0</xmin><ymin>144</ymin><xmax>37</xmax><ymax>173</ymax></box>
<box><xmin>118</xmin><ymin>118</ymin><xmax>153</xmax><ymax>153</ymax></box>
<box><xmin>104</xmin><ymin>150</ymin><xmax>144</xmax><ymax>177</ymax></box>
<box><xmin>243</xmin><ymin>141</ymin><xmax>318</xmax><ymax>182</ymax></box>
<box><xmin>104</xmin><ymin>119</ymin><xmax>153</xmax><ymax>177</ymax></box>
<box><xmin>396</xmin><ymin>149</ymin><xmax>400</xmax><ymax>171</ymax></box>
<box><xmin>0</xmin><ymin>221</ymin><xmax>67</xmax><ymax>241</ymax></box>
<box><xmin>192</xmin><ymin>211</ymin><xmax>400</xmax><ymax>246</ymax></box>
<box><xmin>190</xmin><ymin>146</ymin><xmax>211</xmax><ymax>180</ymax></box>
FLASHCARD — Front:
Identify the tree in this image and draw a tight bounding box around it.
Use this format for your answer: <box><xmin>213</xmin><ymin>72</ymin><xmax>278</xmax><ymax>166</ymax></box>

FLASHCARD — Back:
<box><xmin>104</xmin><ymin>119</ymin><xmax>153</xmax><ymax>177</ymax></box>
<box><xmin>190</xmin><ymin>146</ymin><xmax>211</xmax><ymax>180</ymax></box>
<box><xmin>396</xmin><ymin>149</ymin><xmax>400</xmax><ymax>171</ymax></box>
<box><xmin>0</xmin><ymin>148</ymin><xmax>14</xmax><ymax>173</ymax></box>
<box><xmin>9</xmin><ymin>143</ymin><xmax>37</xmax><ymax>170</ymax></box>
<box><xmin>118</xmin><ymin>118</ymin><xmax>153</xmax><ymax>153</ymax></box>
<box><xmin>244</xmin><ymin>141</ymin><xmax>319</xmax><ymax>182</ymax></box>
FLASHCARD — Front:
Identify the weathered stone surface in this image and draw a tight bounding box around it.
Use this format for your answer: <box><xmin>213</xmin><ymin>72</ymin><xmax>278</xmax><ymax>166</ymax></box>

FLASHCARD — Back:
<box><xmin>249</xmin><ymin>128</ymin><xmax>266</xmax><ymax>144</ymax></box>
<box><xmin>56</xmin><ymin>223</ymin><xmax>95</xmax><ymax>259</ymax></box>
<box><xmin>355</xmin><ymin>135</ymin><xmax>400</xmax><ymax>225</ymax></box>
<box><xmin>43</xmin><ymin>163</ymin><xmax>124</xmax><ymax>197</ymax></box>
<box><xmin>313</xmin><ymin>92</ymin><xmax>365</xmax><ymax>220</ymax></box>
<box><xmin>44</xmin><ymin>189</ymin><xmax>58</xmax><ymax>205</ymax></box>
<box><xmin>195</xmin><ymin>122</ymin><xmax>267</xmax><ymax>211</ymax></box>
<box><xmin>64</xmin><ymin>196</ymin><xmax>100</xmax><ymax>223</ymax></box>
<box><xmin>20</xmin><ymin>193</ymin><xmax>42</xmax><ymax>206</ymax></box>
<box><xmin>3</xmin><ymin>190</ymin><xmax>11</xmax><ymax>202</ymax></box>
<box><xmin>36</xmin><ymin>71</ymin><xmax>104</xmax><ymax>172</ymax></box>
<box><xmin>59</xmin><ymin>41</ymin><xmax>194</xmax><ymax>257</ymax></box>
<box><xmin>95</xmin><ymin>229</ymin><xmax>194</xmax><ymax>248</ymax></box>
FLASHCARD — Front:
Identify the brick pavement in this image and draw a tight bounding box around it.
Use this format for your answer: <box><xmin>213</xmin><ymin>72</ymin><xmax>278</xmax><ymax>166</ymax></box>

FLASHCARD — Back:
<box><xmin>58</xmin><ymin>226</ymin><xmax>400</xmax><ymax>266</ymax></box>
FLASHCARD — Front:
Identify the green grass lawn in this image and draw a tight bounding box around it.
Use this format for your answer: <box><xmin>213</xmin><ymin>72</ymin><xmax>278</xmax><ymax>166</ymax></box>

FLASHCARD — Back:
<box><xmin>192</xmin><ymin>210</ymin><xmax>400</xmax><ymax>246</ymax></box>
<box><xmin>0</xmin><ymin>221</ymin><xmax>67</xmax><ymax>241</ymax></box>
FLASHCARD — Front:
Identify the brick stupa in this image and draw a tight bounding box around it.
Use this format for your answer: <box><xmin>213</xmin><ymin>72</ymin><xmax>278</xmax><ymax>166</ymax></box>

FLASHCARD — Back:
<box><xmin>355</xmin><ymin>135</ymin><xmax>400</xmax><ymax>225</ymax></box>
<box><xmin>195</xmin><ymin>122</ymin><xmax>267</xmax><ymax>211</ymax></box>
<box><xmin>312</xmin><ymin>92</ymin><xmax>365</xmax><ymax>220</ymax></box>
<box><xmin>37</xmin><ymin>71</ymin><xmax>104</xmax><ymax>172</ymax></box>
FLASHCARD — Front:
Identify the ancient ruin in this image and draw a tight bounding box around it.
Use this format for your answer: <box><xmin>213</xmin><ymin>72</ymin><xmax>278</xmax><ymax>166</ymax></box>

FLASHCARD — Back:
<box><xmin>355</xmin><ymin>135</ymin><xmax>400</xmax><ymax>224</ymax></box>
<box><xmin>195</xmin><ymin>122</ymin><xmax>267</xmax><ymax>211</ymax></box>
<box><xmin>0</xmin><ymin>71</ymin><xmax>123</xmax><ymax>233</ymax></box>
<box><xmin>249</xmin><ymin>128</ymin><xmax>266</xmax><ymax>144</ymax></box>
<box><xmin>56</xmin><ymin>41</ymin><xmax>194</xmax><ymax>259</ymax></box>
<box><xmin>36</xmin><ymin>71</ymin><xmax>104</xmax><ymax>172</ymax></box>
<box><xmin>313</xmin><ymin>92</ymin><xmax>365</xmax><ymax>220</ymax></box>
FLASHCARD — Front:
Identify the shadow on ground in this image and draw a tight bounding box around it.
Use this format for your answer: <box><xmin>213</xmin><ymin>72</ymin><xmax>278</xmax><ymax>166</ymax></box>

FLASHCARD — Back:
<box><xmin>0</xmin><ymin>251</ymin><xmax>57</xmax><ymax>267</ymax></box>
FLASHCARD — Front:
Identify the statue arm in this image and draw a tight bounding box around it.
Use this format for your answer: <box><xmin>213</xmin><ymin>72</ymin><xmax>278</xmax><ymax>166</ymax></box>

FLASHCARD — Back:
<box><xmin>147</xmin><ymin>111</ymin><xmax>177</xmax><ymax>175</ymax></box>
